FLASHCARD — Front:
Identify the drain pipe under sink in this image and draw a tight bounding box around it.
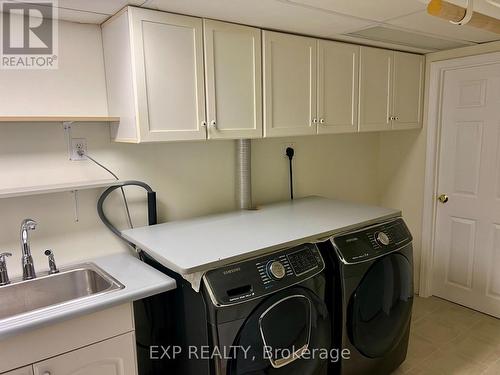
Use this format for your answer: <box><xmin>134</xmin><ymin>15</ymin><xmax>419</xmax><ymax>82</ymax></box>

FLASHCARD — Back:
<box><xmin>236</xmin><ymin>139</ymin><xmax>253</xmax><ymax>210</ymax></box>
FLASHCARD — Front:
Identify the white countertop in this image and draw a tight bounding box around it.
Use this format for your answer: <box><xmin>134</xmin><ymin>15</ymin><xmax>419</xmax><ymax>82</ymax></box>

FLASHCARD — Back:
<box><xmin>122</xmin><ymin>196</ymin><xmax>400</xmax><ymax>275</ymax></box>
<box><xmin>0</xmin><ymin>253</ymin><xmax>176</xmax><ymax>340</ymax></box>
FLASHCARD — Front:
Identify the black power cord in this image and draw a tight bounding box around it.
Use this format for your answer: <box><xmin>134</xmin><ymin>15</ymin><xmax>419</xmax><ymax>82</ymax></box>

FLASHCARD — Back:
<box><xmin>286</xmin><ymin>147</ymin><xmax>295</xmax><ymax>200</ymax></box>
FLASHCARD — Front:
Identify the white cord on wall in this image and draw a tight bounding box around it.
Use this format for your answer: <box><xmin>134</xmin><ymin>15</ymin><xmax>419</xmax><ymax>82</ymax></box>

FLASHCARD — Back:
<box><xmin>77</xmin><ymin>149</ymin><xmax>134</xmax><ymax>229</ymax></box>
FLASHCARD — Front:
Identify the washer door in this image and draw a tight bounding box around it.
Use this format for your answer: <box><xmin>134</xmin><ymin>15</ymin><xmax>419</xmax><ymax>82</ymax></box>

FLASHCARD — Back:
<box><xmin>347</xmin><ymin>253</ymin><xmax>413</xmax><ymax>358</ymax></box>
<box><xmin>228</xmin><ymin>287</ymin><xmax>330</xmax><ymax>375</ymax></box>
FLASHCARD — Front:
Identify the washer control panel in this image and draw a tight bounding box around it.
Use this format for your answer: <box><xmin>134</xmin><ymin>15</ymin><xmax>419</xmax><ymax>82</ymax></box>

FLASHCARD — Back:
<box><xmin>267</xmin><ymin>261</ymin><xmax>286</xmax><ymax>280</ymax></box>
<box><xmin>204</xmin><ymin>243</ymin><xmax>324</xmax><ymax>307</ymax></box>
<box><xmin>376</xmin><ymin>231</ymin><xmax>391</xmax><ymax>246</ymax></box>
<box><xmin>332</xmin><ymin>218</ymin><xmax>412</xmax><ymax>264</ymax></box>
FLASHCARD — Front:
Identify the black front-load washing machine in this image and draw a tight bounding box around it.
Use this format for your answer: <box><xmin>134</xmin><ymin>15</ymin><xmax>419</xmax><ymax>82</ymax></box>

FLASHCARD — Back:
<box><xmin>139</xmin><ymin>243</ymin><xmax>332</xmax><ymax>375</ymax></box>
<box><xmin>319</xmin><ymin>217</ymin><xmax>414</xmax><ymax>375</ymax></box>
<box><xmin>202</xmin><ymin>243</ymin><xmax>331</xmax><ymax>375</ymax></box>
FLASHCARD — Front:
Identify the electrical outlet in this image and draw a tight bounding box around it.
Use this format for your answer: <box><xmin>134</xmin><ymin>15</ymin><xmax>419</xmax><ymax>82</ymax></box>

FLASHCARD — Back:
<box><xmin>281</xmin><ymin>142</ymin><xmax>296</xmax><ymax>158</ymax></box>
<box><xmin>70</xmin><ymin>138</ymin><xmax>87</xmax><ymax>161</ymax></box>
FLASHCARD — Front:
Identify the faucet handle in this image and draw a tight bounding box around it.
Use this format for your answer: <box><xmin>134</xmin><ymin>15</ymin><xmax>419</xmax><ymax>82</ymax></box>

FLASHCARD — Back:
<box><xmin>0</xmin><ymin>252</ymin><xmax>12</xmax><ymax>262</ymax></box>
<box><xmin>44</xmin><ymin>249</ymin><xmax>59</xmax><ymax>274</ymax></box>
<box><xmin>0</xmin><ymin>252</ymin><xmax>12</xmax><ymax>286</ymax></box>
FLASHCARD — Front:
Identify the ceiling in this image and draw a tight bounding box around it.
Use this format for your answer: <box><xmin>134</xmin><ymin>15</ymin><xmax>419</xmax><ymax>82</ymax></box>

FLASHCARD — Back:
<box><xmin>8</xmin><ymin>0</ymin><xmax>500</xmax><ymax>52</ymax></box>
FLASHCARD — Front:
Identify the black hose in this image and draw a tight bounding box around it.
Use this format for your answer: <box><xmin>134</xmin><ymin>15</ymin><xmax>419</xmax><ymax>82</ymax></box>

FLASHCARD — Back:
<box><xmin>97</xmin><ymin>180</ymin><xmax>156</xmax><ymax>250</ymax></box>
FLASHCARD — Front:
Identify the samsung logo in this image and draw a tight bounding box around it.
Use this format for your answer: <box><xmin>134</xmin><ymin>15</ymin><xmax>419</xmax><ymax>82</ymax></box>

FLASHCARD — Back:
<box><xmin>223</xmin><ymin>267</ymin><xmax>241</xmax><ymax>275</ymax></box>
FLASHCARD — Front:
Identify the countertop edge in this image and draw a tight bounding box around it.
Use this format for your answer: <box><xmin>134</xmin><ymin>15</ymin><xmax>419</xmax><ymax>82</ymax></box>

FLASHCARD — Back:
<box><xmin>131</xmin><ymin>210</ymin><xmax>402</xmax><ymax>275</ymax></box>
<box><xmin>0</xmin><ymin>253</ymin><xmax>176</xmax><ymax>341</ymax></box>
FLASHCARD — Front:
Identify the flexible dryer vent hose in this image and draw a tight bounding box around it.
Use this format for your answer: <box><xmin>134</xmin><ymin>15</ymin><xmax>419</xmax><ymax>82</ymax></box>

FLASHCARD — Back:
<box><xmin>236</xmin><ymin>139</ymin><xmax>253</xmax><ymax>210</ymax></box>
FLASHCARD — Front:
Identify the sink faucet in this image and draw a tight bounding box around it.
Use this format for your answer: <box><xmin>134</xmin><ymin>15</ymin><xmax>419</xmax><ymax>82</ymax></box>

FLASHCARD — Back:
<box><xmin>20</xmin><ymin>218</ymin><xmax>37</xmax><ymax>280</ymax></box>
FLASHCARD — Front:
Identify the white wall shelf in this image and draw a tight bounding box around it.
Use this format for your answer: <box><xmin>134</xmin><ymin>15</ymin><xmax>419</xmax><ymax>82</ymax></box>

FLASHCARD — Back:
<box><xmin>0</xmin><ymin>179</ymin><xmax>120</xmax><ymax>199</ymax></box>
<box><xmin>0</xmin><ymin>116</ymin><xmax>119</xmax><ymax>123</ymax></box>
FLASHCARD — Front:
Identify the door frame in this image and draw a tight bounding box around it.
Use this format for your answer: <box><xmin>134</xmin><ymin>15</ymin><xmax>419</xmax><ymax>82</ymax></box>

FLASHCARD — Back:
<box><xmin>420</xmin><ymin>51</ymin><xmax>500</xmax><ymax>297</ymax></box>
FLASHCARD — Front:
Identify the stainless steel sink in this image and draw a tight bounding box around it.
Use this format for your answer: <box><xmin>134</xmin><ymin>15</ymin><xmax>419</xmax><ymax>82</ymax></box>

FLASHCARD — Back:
<box><xmin>0</xmin><ymin>263</ymin><xmax>124</xmax><ymax>321</ymax></box>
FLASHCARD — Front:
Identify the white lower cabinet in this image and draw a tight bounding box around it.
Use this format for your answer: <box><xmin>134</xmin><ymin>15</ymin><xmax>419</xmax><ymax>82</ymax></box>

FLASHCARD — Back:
<box><xmin>2</xmin><ymin>367</ymin><xmax>33</xmax><ymax>375</ymax></box>
<box><xmin>33</xmin><ymin>332</ymin><xmax>137</xmax><ymax>375</ymax></box>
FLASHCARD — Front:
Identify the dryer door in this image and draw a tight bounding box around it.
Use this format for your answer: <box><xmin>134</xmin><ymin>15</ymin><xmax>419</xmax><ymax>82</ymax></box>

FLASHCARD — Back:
<box><xmin>228</xmin><ymin>286</ymin><xmax>330</xmax><ymax>375</ymax></box>
<box><xmin>347</xmin><ymin>253</ymin><xmax>413</xmax><ymax>358</ymax></box>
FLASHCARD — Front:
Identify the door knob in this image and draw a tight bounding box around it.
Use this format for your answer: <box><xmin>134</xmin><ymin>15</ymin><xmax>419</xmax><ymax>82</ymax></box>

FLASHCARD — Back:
<box><xmin>438</xmin><ymin>194</ymin><xmax>449</xmax><ymax>203</ymax></box>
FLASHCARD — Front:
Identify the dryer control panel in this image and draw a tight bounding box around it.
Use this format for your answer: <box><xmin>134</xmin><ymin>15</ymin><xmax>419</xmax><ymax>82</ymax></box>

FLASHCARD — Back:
<box><xmin>203</xmin><ymin>243</ymin><xmax>324</xmax><ymax>307</ymax></box>
<box><xmin>332</xmin><ymin>217</ymin><xmax>412</xmax><ymax>264</ymax></box>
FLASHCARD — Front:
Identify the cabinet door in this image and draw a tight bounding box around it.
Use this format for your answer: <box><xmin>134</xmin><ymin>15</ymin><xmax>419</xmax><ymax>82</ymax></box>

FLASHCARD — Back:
<box><xmin>204</xmin><ymin>20</ymin><xmax>262</xmax><ymax>139</ymax></box>
<box><xmin>318</xmin><ymin>40</ymin><xmax>359</xmax><ymax>134</ymax></box>
<box><xmin>130</xmin><ymin>8</ymin><xmax>206</xmax><ymax>142</ymax></box>
<box><xmin>359</xmin><ymin>47</ymin><xmax>393</xmax><ymax>132</ymax></box>
<box><xmin>33</xmin><ymin>332</ymin><xmax>137</xmax><ymax>375</ymax></box>
<box><xmin>263</xmin><ymin>31</ymin><xmax>317</xmax><ymax>137</ymax></box>
<box><xmin>392</xmin><ymin>52</ymin><xmax>424</xmax><ymax>130</ymax></box>
<box><xmin>2</xmin><ymin>366</ymin><xmax>33</xmax><ymax>375</ymax></box>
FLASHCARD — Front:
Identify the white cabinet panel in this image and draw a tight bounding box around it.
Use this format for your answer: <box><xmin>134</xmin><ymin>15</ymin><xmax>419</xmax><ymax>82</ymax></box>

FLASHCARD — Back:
<box><xmin>317</xmin><ymin>40</ymin><xmax>359</xmax><ymax>134</ymax></box>
<box><xmin>132</xmin><ymin>8</ymin><xmax>206</xmax><ymax>142</ymax></box>
<box><xmin>392</xmin><ymin>52</ymin><xmax>424</xmax><ymax>130</ymax></box>
<box><xmin>263</xmin><ymin>31</ymin><xmax>317</xmax><ymax>137</ymax></box>
<box><xmin>2</xmin><ymin>366</ymin><xmax>33</xmax><ymax>375</ymax></box>
<box><xmin>33</xmin><ymin>333</ymin><xmax>137</xmax><ymax>375</ymax></box>
<box><xmin>359</xmin><ymin>47</ymin><xmax>393</xmax><ymax>132</ymax></box>
<box><xmin>103</xmin><ymin>7</ymin><xmax>206</xmax><ymax>142</ymax></box>
<box><xmin>204</xmin><ymin>20</ymin><xmax>262</xmax><ymax>139</ymax></box>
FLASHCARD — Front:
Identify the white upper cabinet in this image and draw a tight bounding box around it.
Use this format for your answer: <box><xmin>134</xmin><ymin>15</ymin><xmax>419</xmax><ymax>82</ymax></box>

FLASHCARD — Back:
<box><xmin>102</xmin><ymin>7</ymin><xmax>207</xmax><ymax>142</ymax></box>
<box><xmin>317</xmin><ymin>40</ymin><xmax>359</xmax><ymax>134</ymax></box>
<box><xmin>263</xmin><ymin>31</ymin><xmax>317</xmax><ymax>137</ymax></box>
<box><xmin>359</xmin><ymin>47</ymin><xmax>393</xmax><ymax>132</ymax></box>
<box><xmin>103</xmin><ymin>7</ymin><xmax>424</xmax><ymax>142</ymax></box>
<box><xmin>392</xmin><ymin>52</ymin><xmax>424</xmax><ymax>130</ymax></box>
<box><xmin>359</xmin><ymin>47</ymin><xmax>424</xmax><ymax>132</ymax></box>
<box><xmin>204</xmin><ymin>20</ymin><xmax>262</xmax><ymax>139</ymax></box>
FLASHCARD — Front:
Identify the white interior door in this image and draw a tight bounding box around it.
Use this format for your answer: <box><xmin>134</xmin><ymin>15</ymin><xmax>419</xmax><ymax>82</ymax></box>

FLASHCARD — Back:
<box><xmin>433</xmin><ymin>63</ymin><xmax>500</xmax><ymax>317</ymax></box>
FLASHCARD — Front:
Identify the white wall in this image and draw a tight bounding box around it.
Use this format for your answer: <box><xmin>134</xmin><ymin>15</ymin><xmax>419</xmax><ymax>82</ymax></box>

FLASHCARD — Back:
<box><xmin>378</xmin><ymin>130</ymin><xmax>427</xmax><ymax>291</ymax></box>
<box><xmin>0</xmin><ymin>20</ymin><xmax>391</xmax><ymax>280</ymax></box>
<box><xmin>0</xmin><ymin>20</ymin><xmax>108</xmax><ymax>116</ymax></box>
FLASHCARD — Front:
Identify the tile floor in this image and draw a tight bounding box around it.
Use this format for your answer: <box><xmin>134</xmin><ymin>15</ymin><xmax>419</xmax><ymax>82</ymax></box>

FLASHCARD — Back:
<box><xmin>393</xmin><ymin>296</ymin><xmax>500</xmax><ymax>375</ymax></box>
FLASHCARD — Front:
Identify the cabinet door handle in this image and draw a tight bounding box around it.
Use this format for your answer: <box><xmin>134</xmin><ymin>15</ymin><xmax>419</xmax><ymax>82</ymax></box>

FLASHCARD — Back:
<box><xmin>389</xmin><ymin>116</ymin><xmax>394</xmax><ymax>121</ymax></box>
<box><xmin>200</xmin><ymin>120</ymin><xmax>208</xmax><ymax>138</ymax></box>
<box><xmin>395</xmin><ymin>116</ymin><xmax>400</xmax><ymax>121</ymax></box>
<box><xmin>312</xmin><ymin>118</ymin><xmax>318</xmax><ymax>124</ymax></box>
<box><xmin>210</xmin><ymin>120</ymin><xmax>217</xmax><ymax>129</ymax></box>
<box><xmin>319</xmin><ymin>118</ymin><xmax>325</xmax><ymax>124</ymax></box>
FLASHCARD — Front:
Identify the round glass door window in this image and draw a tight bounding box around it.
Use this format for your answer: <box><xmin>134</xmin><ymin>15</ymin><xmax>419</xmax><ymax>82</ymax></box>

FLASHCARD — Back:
<box><xmin>229</xmin><ymin>287</ymin><xmax>331</xmax><ymax>374</ymax></box>
<box><xmin>347</xmin><ymin>253</ymin><xmax>413</xmax><ymax>358</ymax></box>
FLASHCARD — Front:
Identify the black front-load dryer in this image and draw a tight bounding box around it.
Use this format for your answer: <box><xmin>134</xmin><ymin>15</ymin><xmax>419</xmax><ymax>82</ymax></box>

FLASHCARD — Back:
<box><xmin>202</xmin><ymin>243</ymin><xmax>331</xmax><ymax>375</ymax></box>
<box><xmin>319</xmin><ymin>217</ymin><xmax>414</xmax><ymax>375</ymax></box>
